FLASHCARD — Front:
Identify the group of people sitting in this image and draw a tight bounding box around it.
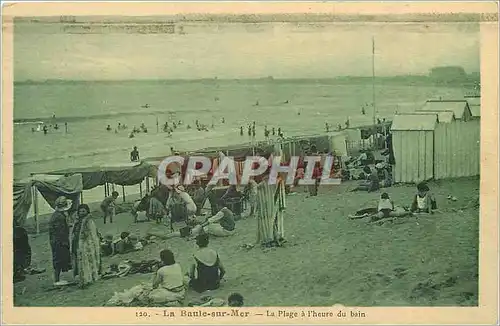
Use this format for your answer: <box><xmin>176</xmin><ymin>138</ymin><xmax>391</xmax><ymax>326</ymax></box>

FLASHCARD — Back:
<box><xmin>351</xmin><ymin>182</ymin><xmax>438</xmax><ymax>222</ymax></box>
<box><xmin>106</xmin><ymin>233</ymin><xmax>238</xmax><ymax>306</ymax></box>
<box><xmin>350</xmin><ymin>163</ymin><xmax>392</xmax><ymax>193</ymax></box>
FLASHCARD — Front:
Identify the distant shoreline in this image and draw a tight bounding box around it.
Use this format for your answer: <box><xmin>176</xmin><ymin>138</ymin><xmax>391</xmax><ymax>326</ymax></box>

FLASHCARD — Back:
<box><xmin>14</xmin><ymin>75</ymin><xmax>478</xmax><ymax>86</ymax></box>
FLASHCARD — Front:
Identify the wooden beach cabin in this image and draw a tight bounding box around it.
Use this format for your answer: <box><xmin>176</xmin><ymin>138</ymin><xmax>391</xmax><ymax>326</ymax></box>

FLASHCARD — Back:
<box><xmin>391</xmin><ymin>113</ymin><xmax>438</xmax><ymax>183</ymax></box>
<box><xmin>433</xmin><ymin>116</ymin><xmax>480</xmax><ymax>180</ymax></box>
<box><xmin>465</xmin><ymin>96</ymin><xmax>481</xmax><ymax>119</ymax></box>
<box><xmin>419</xmin><ymin>100</ymin><xmax>472</xmax><ymax>121</ymax></box>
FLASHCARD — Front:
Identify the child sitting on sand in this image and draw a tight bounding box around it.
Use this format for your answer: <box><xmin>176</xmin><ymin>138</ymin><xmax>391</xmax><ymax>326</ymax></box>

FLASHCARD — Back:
<box><xmin>410</xmin><ymin>182</ymin><xmax>437</xmax><ymax>214</ymax></box>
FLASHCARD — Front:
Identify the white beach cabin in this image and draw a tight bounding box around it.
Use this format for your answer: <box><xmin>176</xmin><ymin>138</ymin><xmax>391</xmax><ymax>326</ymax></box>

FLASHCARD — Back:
<box><xmin>391</xmin><ymin>113</ymin><xmax>438</xmax><ymax>183</ymax></box>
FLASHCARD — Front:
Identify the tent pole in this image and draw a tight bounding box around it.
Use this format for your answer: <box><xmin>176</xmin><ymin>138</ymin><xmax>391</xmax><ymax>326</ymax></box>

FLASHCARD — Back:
<box><xmin>122</xmin><ymin>185</ymin><xmax>126</xmax><ymax>203</ymax></box>
<box><xmin>104</xmin><ymin>182</ymin><xmax>108</xmax><ymax>197</ymax></box>
<box><xmin>139</xmin><ymin>180</ymin><xmax>143</xmax><ymax>198</ymax></box>
<box><xmin>112</xmin><ymin>183</ymin><xmax>115</xmax><ymax>192</ymax></box>
<box><xmin>33</xmin><ymin>186</ymin><xmax>39</xmax><ymax>234</ymax></box>
<box><xmin>145</xmin><ymin>177</ymin><xmax>150</xmax><ymax>194</ymax></box>
<box><xmin>80</xmin><ymin>191</ymin><xmax>84</xmax><ymax>204</ymax></box>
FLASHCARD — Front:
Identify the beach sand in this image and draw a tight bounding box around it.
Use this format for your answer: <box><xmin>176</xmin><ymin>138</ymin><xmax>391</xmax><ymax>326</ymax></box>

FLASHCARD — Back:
<box><xmin>13</xmin><ymin>177</ymin><xmax>479</xmax><ymax>307</ymax></box>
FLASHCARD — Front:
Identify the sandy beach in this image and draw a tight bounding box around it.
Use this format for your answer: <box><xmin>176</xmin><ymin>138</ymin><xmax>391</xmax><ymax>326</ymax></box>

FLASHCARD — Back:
<box><xmin>13</xmin><ymin>177</ymin><xmax>479</xmax><ymax>306</ymax></box>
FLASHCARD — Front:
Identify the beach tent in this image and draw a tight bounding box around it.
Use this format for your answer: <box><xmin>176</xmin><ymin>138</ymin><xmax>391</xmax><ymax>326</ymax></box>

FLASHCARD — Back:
<box><xmin>419</xmin><ymin>100</ymin><xmax>472</xmax><ymax>121</ymax></box>
<box><xmin>13</xmin><ymin>174</ymin><xmax>83</xmax><ymax>231</ymax></box>
<box><xmin>328</xmin><ymin>131</ymin><xmax>348</xmax><ymax>157</ymax></box>
<box><xmin>391</xmin><ymin>113</ymin><xmax>438</xmax><ymax>183</ymax></box>
<box><xmin>413</xmin><ymin>110</ymin><xmax>456</xmax><ymax>123</ymax></box>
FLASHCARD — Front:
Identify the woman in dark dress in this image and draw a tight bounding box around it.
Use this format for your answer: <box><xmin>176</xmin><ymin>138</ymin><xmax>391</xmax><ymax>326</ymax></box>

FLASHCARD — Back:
<box><xmin>188</xmin><ymin>234</ymin><xmax>226</xmax><ymax>293</ymax></box>
<box><xmin>13</xmin><ymin>223</ymin><xmax>31</xmax><ymax>283</ymax></box>
<box><xmin>49</xmin><ymin>196</ymin><xmax>73</xmax><ymax>286</ymax></box>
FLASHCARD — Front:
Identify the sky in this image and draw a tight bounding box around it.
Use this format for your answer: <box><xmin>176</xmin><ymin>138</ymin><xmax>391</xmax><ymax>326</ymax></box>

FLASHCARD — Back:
<box><xmin>14</xmin><ymin>21</ymin><xmax>480</xmax><ymax>81</ymax></box>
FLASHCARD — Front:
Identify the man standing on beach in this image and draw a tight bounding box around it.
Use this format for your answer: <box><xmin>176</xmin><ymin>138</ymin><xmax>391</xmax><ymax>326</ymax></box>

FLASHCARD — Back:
<box><xmin>130</xmin><ymin>146</ymin><xmax>140</xmax><ymax>162</ymax></box>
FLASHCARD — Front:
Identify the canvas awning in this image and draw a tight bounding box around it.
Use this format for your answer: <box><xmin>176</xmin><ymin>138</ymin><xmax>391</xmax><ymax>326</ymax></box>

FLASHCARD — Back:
<box><xmin>13</xmin><ymin>174</ymin><xmax>84</xmax><ymax>227</ymax></box>
<box><xmin>45</xmin><ymin>161</ymin><xmax>152</xmax><ymax>189</ymax></box>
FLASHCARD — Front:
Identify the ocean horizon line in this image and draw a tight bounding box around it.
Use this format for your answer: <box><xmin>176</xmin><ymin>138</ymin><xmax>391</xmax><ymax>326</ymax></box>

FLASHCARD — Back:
<box><xmin>14</xmin><ymin>74</ymin><xmax>479</xmax><ymax>85</ymax></box>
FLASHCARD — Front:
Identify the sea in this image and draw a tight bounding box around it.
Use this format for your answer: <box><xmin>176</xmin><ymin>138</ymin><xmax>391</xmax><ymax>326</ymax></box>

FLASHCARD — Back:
<box><xmin>13</xmin><ymin>79</ymin><xmax>467</xmax><ymax>216</ymax></box>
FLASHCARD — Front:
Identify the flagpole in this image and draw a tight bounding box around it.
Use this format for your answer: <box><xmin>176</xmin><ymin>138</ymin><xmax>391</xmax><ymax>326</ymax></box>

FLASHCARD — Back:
<box><xmin>372</xmin><ymin>36</ymin><xmax>376</xmax><ymax>127</ymax></box>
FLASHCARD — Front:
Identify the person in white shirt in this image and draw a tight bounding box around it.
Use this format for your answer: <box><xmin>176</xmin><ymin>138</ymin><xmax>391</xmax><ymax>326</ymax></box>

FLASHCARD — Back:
<box><xmin>166</xmin><ymin>185</ymin><xmax>197</xmax><ymax>222</ymax></box>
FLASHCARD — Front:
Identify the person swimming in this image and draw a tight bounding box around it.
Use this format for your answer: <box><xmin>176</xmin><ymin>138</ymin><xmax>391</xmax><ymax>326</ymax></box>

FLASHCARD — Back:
<box><xmin>106</xmin><ymin>125</ymin><xmax>112</xmax><ymax>131</ymax></box>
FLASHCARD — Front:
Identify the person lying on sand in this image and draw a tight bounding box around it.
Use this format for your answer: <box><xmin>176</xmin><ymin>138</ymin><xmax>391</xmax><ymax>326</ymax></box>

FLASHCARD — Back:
<box><xmin>349</xmin><ymin>192</ymin><xmax>411</xmax><ymax>221</ymax></box>
<box><xmin>410</xmin><ymin>182</ymin><xmax>437</xmax><ymax>214</ymax></box>
<box><xmin>370</xmin><ymin>192</ymin><xmax>412</xmax><ymax>221</ymax></box>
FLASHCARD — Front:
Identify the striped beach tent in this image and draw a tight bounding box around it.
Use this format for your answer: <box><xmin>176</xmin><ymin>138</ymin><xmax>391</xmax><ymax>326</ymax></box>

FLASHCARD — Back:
<box><xmin>255</xmin><ymin>177</ymin><xmax>286</xmax><ymax>246</ymax></box>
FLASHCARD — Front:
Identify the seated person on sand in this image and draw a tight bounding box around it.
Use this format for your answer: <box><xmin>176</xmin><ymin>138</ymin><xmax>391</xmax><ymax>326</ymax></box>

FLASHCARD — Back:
<box><xmin>112</xmin><ymin>232</ymin><xmax>142</xmax><ymax>255</ymax></box>
<box><xmin>375</xmin><ymin>162</ymin><xmax>392</xmax><ymax>188</ymax></box>
<box><xmin>220</xmin><ymin>185</ymin><xmax>243</xmax><ymax>203</ymax></box>
<box><xmin>148</xmin><ymin>196</ymin><xmax>168</xmax><ymax>224</ymax></box>
<box><xmin>187</xmin><ymin>234</ymin><xmax>226</xmax><ymax>293</ymax></box>
<box><xmin>193</xmin><ymin>183</ymin><xmax>206</xmax><ymax>216</ymax></box>
<box><xmin>220</xmin><ymin>185</ymin><xmax>244</xmax><ymax>218</ymax></box>
<box><xmin>166</xmin><ymin>184</ymin><xmax>198</xmax><ymax>222</ymax></box>
<box><xmin>100</xmin><ymin>234</ymin><xmax>114</xmax><ymax>256</ymax></box>
<box><xmin>350</xmin><ymin>166</ymin><xmax>380</xmax><ymax>192</ymax></box>
<box><xmin>227</xmin><ymin>293</ymin><xmax>244</xmax><ymax>307</ymax></box>
<box><xmin>410</xmin><ymin>182</ymin><xmax>437</xmax><ymax>214</ymax></box>
<box><xmin>148</xmin><ymin>249</ymin><xmax>186</xmax><ymax>305</ymax></box>
<box><xmin>157</xmin><ymin>207</ymin><xmax>236</xmax><ymax>239</ymax></box>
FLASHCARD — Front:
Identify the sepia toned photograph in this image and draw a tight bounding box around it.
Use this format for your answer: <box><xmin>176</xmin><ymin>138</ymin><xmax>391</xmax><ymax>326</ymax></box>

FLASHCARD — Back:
<box><xmin>2</xmin><ymin>2</ymin><xmax>498</xmax><ymax>325</ymax></box>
